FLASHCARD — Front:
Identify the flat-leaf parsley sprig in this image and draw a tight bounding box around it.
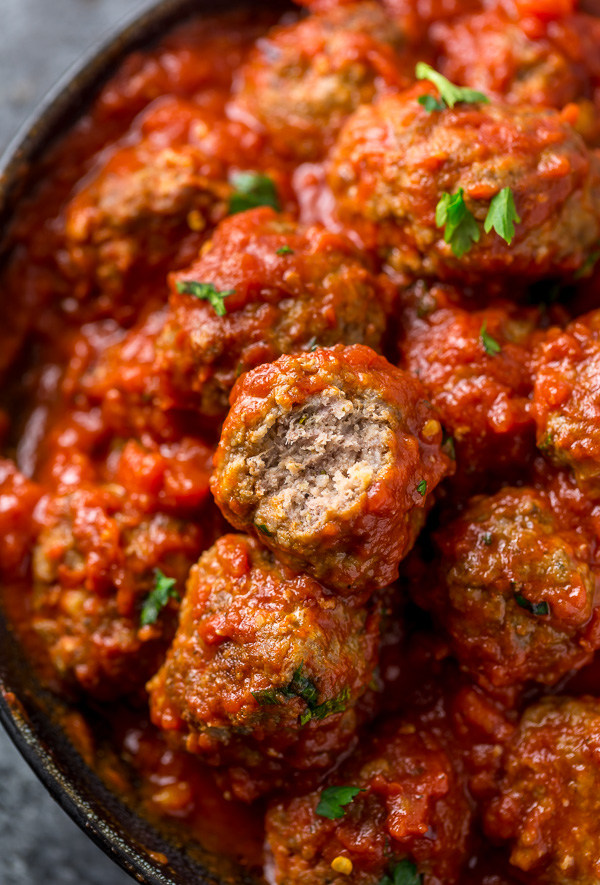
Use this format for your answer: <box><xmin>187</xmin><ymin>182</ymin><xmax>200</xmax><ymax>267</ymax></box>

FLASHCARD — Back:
<box><xmin>416</xmin><ymin>63</ymin><xmax>489</xmax><ymax>111</ymax></box>
<box><xmin>436</xmin><ymin>187</ymin><xmax>521</xmax><ymax>257</ymax></box>
<box><xmin>176</xmin><ymin>280</ymin><xmax>235</xmax><ymax>317</ymax></box>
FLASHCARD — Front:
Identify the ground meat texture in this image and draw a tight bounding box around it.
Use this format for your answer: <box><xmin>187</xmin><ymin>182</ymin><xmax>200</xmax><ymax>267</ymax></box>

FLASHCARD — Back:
<box><xmin>485</xmin><ymin>696</ymin><xmax>600</xmax><ymax>884</ymax></box>
<box><xmin>419</xmin><ymin>487</ymin><xmax>599</xmax><ymax>689</ymax></box>
<box><xmin>31</xmin><ymin>483</ymin><xmax>206</xmax><ymax>700</ymax></box>
<box><xmin>533</xmin><ymin>310</ymin><xmax>600</xmax><ymax>499</ymax></box>
<box><xmin>147</xmin><ymin>533</ymin><xmax>379</xmax><ymax>801</ymax></box>
<box><xmin>156</xmin><ymin>207</ymin><xmax>392</xmax><ymax>418</ymax></box>
<box><xmin>328</xmin><ymin>88</ymin><xmax>600</xmax><ymax>281</ymax></box>
<box><xmin>232</xmin><ymin>3</ymin><xmax>409</xmax><ymax>161</ymax></box>
<box><xmin>62</xmin><ymin>96</ymin><xmax>250</xmax><ymax>295</ymax></box>
<box><xmin>211</xmin><ymin>345</ymin><xmax>453</xmax><ymax>594</ymax></box>
<box><xmin>266</xmin><ymin>717</ymin><xmax>472</xmax><ymax>885</ymax></box>
<box><xmin>432</xmin><ymin>10</ymin><xmax>600</xmax><ymax>143</ymax></box>
<box><xmin>398</xmin><ymin>283</ymin><xmax>541</xmax><ymax>478</ymax></box>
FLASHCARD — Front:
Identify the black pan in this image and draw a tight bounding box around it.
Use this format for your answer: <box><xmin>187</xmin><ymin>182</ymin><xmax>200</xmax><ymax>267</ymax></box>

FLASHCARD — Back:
<box><xmin>0</xmin><ymin>2</ymin><xmax>280</xmax><ymax>882</ymax></box>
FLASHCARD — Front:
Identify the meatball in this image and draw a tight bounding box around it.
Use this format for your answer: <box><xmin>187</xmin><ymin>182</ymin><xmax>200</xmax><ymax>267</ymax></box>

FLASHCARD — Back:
<box><xmin>432</xmin><ymin>9</ymin><xmax>600</xmax><ymax>142</ymax></box>
<box><xmin>398</xmin><ymin>282</ymin><xmax>541</xmax><ymax>477</ymax></box>
<box><xmin>328</xmin><ymin>88</ymin><xmax>600</xmax><ymax>280</ymax></box>
<box><xmin>266</xmin><ymin>716</ymin><xmax>472</xmax><ymax>885</ymax></box>
<box><xmin>211</xmin><ymin>345</ymin><xmax>453</xmax><ymax>594</ymax></box>
<box><xmin>533</xmin><ymin>309</ymin><xmax>600</xmax><ymax>498</ymax></box>
<box><xmin>31</xmin><ymin>482</ymin><xmax>206</xmax><ymax>699</ymax></box>
<box><xmin>485</xmin><ymin>696</ymin><xmax>600</xmax><ymax>884</ymax></box>
<box><xmin>147</xmin><ymin>533</ymin><xmax>380</xmax><ymax>801</ymax></box>
<box><xmin>63</xmin><ymin>96</ymin><xmax>259</xmax><ymax>294</ymax></box>
<box><xmin>156</xmin><ymin>207</ymin><xmax>392</xmax><ymax>418</ymax></box>
<box><xmin>233</xmin><ymin>3</ymin><xmax>409</xmax><ymax>161</ymax></box>
<box><xmin>419</xmin><ymin>487</ymin><xmax>599</xmax><ymax>689</ymax></box>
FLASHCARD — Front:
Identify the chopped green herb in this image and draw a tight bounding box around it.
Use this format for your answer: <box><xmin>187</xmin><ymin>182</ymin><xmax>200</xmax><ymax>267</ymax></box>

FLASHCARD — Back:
<box><xmin>480</xmin><ymin>321</ymin><xmax>501</xmax><ymax>356</ymax></box>
<box><xmin>284</xmin><ymin>664</ymin><xmax>319</xmax><ymax>708</ymax></box>
<box><xmin>538</xmin><ymin>431</ymin><xmax>554</xmax><ymax>452</ymax></box>
<box><xmin>574</xmin><ymin>248</ymin><xmax>600</xmax><ymax>280</ymax></box>
<box><xmin>251</xmin><ymin>688</ymin><xmax>284</xmax><ymax>706</ymax></box>
<box><xmin>305</xmin><ymin>336</ymin><xmax>319</xmax><ymax>352</ymax></box>
<box><xmin>276</xmin><ymin>245</ymin><xmax>294</xmax><ymax>256</ymax></box>
<box><xmin>316</xmin><ymin>786</ymin><xmax>365</xmax><ymax>820</ymax></box>
<box><xmin>416</xmin><ymin>62</ymin><xmax>489</xmax><ymax>110</ymax></box>
<box><xmin>436</xmin><ymin>189</ymin><xmax>480</xmax><ymax>258</ymax></box>
<box><xmin>256</xmin><ymin>523</ymin><xmax>274</xmax><ymax>538</ymax></box>
<box><xmin>176</xmin><ymin>280</ymin><xmax>234</xmax><ymax>317</ymax></box>
<box><xmin>229</xmin><ymin>171</ymin><xmax>280</xmax><ymax>215</ymax></box>
<box><xmin>417</xmin><ymin>94</ymin><xmax>446</xmax><ymax>113</ymax></box>
<box><xmin>379</xmin><ymin>859</ymin><xmax>423</xmax><ymax>885</ymax></box>
<box><xmin>484</xmin><ymin>187</ymin><xmax>521</xmax><ymax>246</ymax></box>
<box><xmin>140</xmin><ymin>570</ymin><xmax>179</xmax><ymax>627</ymax></box>
<box><xmin>482</xmin><ymin>533</ymin><xmax>493</xmax><ymax>546</ymax></box>
<box><xmin>442</xmin><ymin>432</ymin><xmax>456</xmax><ymax>461</ymax></box>
<box><xmin>311</xmin><ymin>686</ymin><xmax>350</xmax><ymax>722</ymax></box>
<box><xmin>416</xmin><ymin>480</ymin><xmax>427</xmax><ymax>496</ymax></box>
<box><xmin>515</xmin><ymin>593</ymin><xmax>550</xmax><ymax>616</ymax></box>
<box><xmin>299</xmin><ymin>414</ymin><xmax>308</xmax><ymax>425</ymax></box>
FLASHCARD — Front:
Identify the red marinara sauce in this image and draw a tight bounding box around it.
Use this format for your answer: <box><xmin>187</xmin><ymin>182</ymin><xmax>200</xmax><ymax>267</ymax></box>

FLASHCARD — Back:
<box><xmin>2</xmin><ymin>1</ymin><xmax>600</xmax><ymax>883</ymax></box>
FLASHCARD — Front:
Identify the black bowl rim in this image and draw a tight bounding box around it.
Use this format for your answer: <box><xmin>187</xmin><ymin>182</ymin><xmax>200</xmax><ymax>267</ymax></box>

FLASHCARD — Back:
<box><xmin>0</xmin><ymin>2</ymin><xmax>267</xmax><ymax>884</ymax></box>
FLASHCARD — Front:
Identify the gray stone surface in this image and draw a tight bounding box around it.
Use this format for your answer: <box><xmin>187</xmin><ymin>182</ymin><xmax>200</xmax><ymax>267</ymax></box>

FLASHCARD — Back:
<box><xmin>0</xmin><ymin>5</ymin><xmax>159</xmax><ymax>884</ymax></box>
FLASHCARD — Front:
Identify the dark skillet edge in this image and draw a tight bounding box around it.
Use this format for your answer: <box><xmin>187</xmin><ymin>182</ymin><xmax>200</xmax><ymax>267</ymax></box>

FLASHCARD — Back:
<box><xmin>0</xmin><ymin>1</ymin><xmax>269</xmax><ymax>883</ymax></box>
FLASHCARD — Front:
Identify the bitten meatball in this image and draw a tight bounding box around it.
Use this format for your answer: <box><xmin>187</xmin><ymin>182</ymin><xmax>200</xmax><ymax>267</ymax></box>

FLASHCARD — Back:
<box><xmin>398</xmin><ymin>282</ymin><xmax>541</xmax><ymax>477</ymax></box>
<box><xmin>485</xmin><ymin>696</ymin><xmax>600</xmax><ymax>884</ymax></box>
<box><xmin>63</xmin><ymin>96</ymin><xmax>259</xmax><ymax>294</ymax></box>
<box><xmin>147</xmin><ymin>534</ymin><xmax>380</xmax><ymax>801</ymax></box>
<box><xmin>233</xmin><ymin>3</ymin><xmax>408</xmax><ymax>161</ymax></box>
<box><xmin>31</xmin><ymin>482</ymin><xmax>206</xmax><ymax>699</ymax></box>
<box><xmin>432</xmin><ymin>9</ymin><xmax>600</xmax><ymax>143</ymax></box>
<box><xmin>418</xmin><ymin>487</ymin><xmax>599</xmax><ymax>688</ymax></box>
<box><xmin>156</xmin><ymin>207</ymin><xmax>392</xmax><ymax>417</ymax></box>
<box><xmin>266</xmin><ymin>717</ymin><xmax>472</xmax><ymax>885</ymax></box>
<box><xmin>328</xmin><ymin>87</ymin><xmax>600</xmax><ymax>280</ymax></box>
<box><xmin>533</xmin><ymin>310</ymin><xmax>600</xmax><ymax>498</ymax></box>
<box><xmin>211</xmin><ymin>345</ymin><xmax>453</xmax><ymax>593</ymax></box>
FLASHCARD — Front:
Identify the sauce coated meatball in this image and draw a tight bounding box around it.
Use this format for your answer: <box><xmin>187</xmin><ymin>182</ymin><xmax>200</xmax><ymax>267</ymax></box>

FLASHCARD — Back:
<box><xmin>533</xmin><ymin>309</ymin><xmax>600</xmax><ymax>498</ymax></box>
<box><xmin>63</xmin><ymin>97</ymin><xmax>257</xmax><ymax>294</ymax></box>
<box><xmin>328</xmin><ymin>88</ymin><xmax>600</xmax><ymax>280</ymax></box>
<box><xmin>211</xmin><ymin>345</ymin><xmax>453</xmax><ymax>593</ymax></box>
<box><xmin>156</xmin><ymin>207</ymin><xmax>392</xmax><ymax>418</ymax></box>
<box><xmin>432</xmin><ymin>9</ymin><xmax>600</xmax><ymax>143</ymax></box>
<box><xmin>398</xmin><ymin>282</ymin><xmax>541</xmax><ymax>477</ymax></box>
<box><xmin>31</xmin><ymin>482</ymin><xmax>206</xmax><ymax>699</ymax></box>
<box><xmin>485</xmin><ymin>696</ymin><xmax>600</xmax><ymax>884</ymax></box>
<box><xmin>233</xmin><ymin>3</ymin><xmax>409</xmax><ymax>161</ymax></box>
<box><xmin>266</xmin><ymin>717</ymin><xmax>472</xmax><ymax>884</ymax></box>
<box><xmin>147</xmin><ymin>533</ymin><xmax>380</xmax><ymax>800</ymax></box>
<box><xmin>418</xmin><ymin>486</ymin><xmax>599</xmax><ymax>688</ymax></box>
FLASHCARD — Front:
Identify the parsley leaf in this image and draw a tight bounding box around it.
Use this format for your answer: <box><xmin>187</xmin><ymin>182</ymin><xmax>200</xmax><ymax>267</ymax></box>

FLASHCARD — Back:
<box><xmin>251</xmin><ymin>688</ymin><xmax>283</xmax><ymax>706</ymax></box>
<box><xmin>442</xmin><ymin>432</ymin><xmax>456</xmax><ymax>461</ymax></box>
<box><xmin>316</xmin><ymin>786</ymin><xmax>365</xmax><ymax>820</ymax></box>
<box><xmin>417</xmin><ymin>94</ymin><xmax>446</xmax><ymax>112</ymax></box>
<box><xmin>484</xmin><ymin>187</ymin><xmax>521</xmax><ymax>245</ymax></box>
<box><xmin>140</xmin><ymin>570</ymin><xmax>179</xmax><ymax>627</ymax></box>
<box><xmin>436</xmin><ymin>189</ymin><xmax>480</xmax><ymax>258</ymax></box>
<box><xmin>416</xmin><ymin>62</ymin><xmax>489</xmax><ymax>110</ymax></box>
<box><xmin>416</xmin><ymin>479</ymin><xmax>427</xmax><ymax>496</ymax></box>
<box><xmin>480</xmin><ymin>321</ymin><xmax>501</xmax><ymax>356</ymax></box>
<box><xmin>176</xmin><ymin>280</ymin><xmax>234</xmax><ymax>317</ymax></box>
<box><xmin>574</xmin><ymin>248</ymin><xmax>600</xmax><ymax>280</ymax></box>
<box><xmin>515</xmin><ymin>593</ymin><xmax>550</xmax><ymax>616</ymax></box>
<box><xmin>283</xmin><ymin>664</ymin><xmax>319</xmax><ymax>707</ymax></box>
<box><xmin>256</xmin><ymin>523</ymin><xmax>274</xmax><ymax>537</ymax></box>
<box><xmin>380</xmin><ymin>859</ymin><xmax>422</xmax><ymax>885</ymax></box>
<box><xmin>276</xmin><ymin>245</ymin><xmax>294</xmax><ymax>255</ymax></box>
<box><xmin>229</xmin><ymin>171</ymin><xmax>280</xmax><ymax>215</ymax></box>
<box><xmin>311</xmin><ymin>686</ymin><xmax>351</xmax><ymax>722</ymax></box>
<box><xmin>305</xmin><ymin>336</ymin><xmax>319</xmax><ymax>352</ymax></box>
<box><xmin>482</xmin><ymin>532</ymin><xmax>493</xmax><ymax>546</ymax></box>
